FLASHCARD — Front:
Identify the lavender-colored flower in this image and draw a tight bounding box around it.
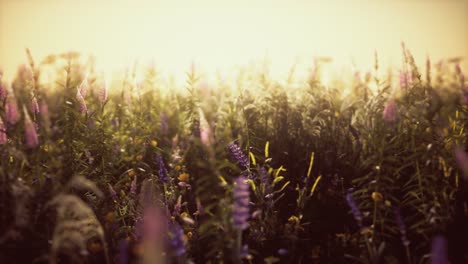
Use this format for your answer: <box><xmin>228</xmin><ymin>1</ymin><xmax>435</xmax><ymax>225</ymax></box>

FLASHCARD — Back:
<box><xmin>156</xmin><ymin>154</ymin><xmax>168</xmax><ymax>183</ymax></box>
<box><xmin>98</xmin><ymin>80</ymin><xmax>108</xmax><ymax>103</ymax></box>
<box><xmin>0</xmin><ymin>117</ymin><xmax>7</xmax><ymax>144</ymax></box>
<box><xmin>346</xmin><ymin>188</ymin><xmax>363</xmax><ymax>228</ymax></box>
<box><xmin>383</xmin><ymin>98</ymin><xmax>397</xmax><ymax>123</ymax></box>
<box><xmin>394</xmin><ymin>208</ymin><xmax>410</xmax><ymax>246</ymax></box>
<box><xmin>228</xmin><ymin>142</ymin><xmax>249</xmax><ymax>168</ymax></box>
<box><xmin>169</xmin><ymin>223</ymin><xmax>186</xmax><ymax>257</ymax></box>
<box><xmin>76</xmin><ymin>88</ymin><xmax>87</xmax><ymax>114</ymax></box>
<box><xmin>108</xmin><ymin>183</ymin><xmax>118</xmax><ymax>201</ymax></box>
<box><xmin>199</xmin><ymin>109</ymin><xmax>212</xmax><ymax>146</ymax></box>
<box><xmin>399</xmin><ymin>71</ymin><xmax>412</xmax><ymax>90</ymax></box>
<box><xmin>79</xmin><ymin>76</ymin><xmax>88</xmax><ymax>98</ymax></box>
<box><xmin>5</xmin><ymin>93</ymin><xmax>19</xmax><ymax>125</ymax></box>
<box><xmin>23</xmin><ymin>106</ymin><xmax>39</xmax><ymax>148</ymax></box>
<box><xmin>431</xmin><ymin>235</ymin><xmax>448</xmax><ymax>264</ymax></box>
<box><xmin>233</xmin><ymin>176</ymin><xmax>250</xmax><ymax>230</ymax></box>
<box><xmin>31</xmin><ymin>97</ymin><xmax>39</xmax><ymax>114</ymax></box>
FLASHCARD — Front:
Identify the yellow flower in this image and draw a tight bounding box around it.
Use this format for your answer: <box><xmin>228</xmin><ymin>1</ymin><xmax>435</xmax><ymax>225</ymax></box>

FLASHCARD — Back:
<box><xmin>371</xmin><ymin>192</ymin><xmax>383</xmax><ymax>202</ymax></box>
<box><xmin>175</xmin><ymin>165</ymin><xmax>181</xmax><ymax>171</ymax></box>
<box><xmin>181</xmin><ymin>212</ymin><xmax>189</xmax><ymax>218</ymax></box>
<box><xmin>385</xmin><ymin>200</ymin><xmax>392</xmax><ymax>207</ymax></box>
<box><xmin>178</xmin><ymin>172</ymin><xmax>189</xmax><ymax>182</ymax></box>
<box><xmin>135</xmin><ymin>138</ymin><xmax>143</xmax><ymax>145</ymax></box>
<box><xmin>128</xmin><ymin>170</ymin><xmax>136</xmax><ymax>177</ymax></box>
<box><xmin>151</xmin><ymin>140</ymin><xmax>158</xmax><ymax>147</ymax></box>
<box><xmin>187</xmin><ymin>232</ymin><xmax>193</xmax><ymax>239</ymax></box>
<box><xmin>136</xmin><ymin>155</ymin><xmax>143</xmax><ymax>161</ymax></box>
<box><xmin>288</xmin><ymin>215</ymin><xmax>299</xmax><ymax>224</ymax></box>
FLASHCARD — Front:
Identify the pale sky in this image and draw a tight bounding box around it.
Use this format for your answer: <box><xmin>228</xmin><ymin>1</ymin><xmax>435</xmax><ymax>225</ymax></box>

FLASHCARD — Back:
<box><xmin>1</xmin><ymin>0</ymin><xmax>467</xmax><ymax>81</ymax></box>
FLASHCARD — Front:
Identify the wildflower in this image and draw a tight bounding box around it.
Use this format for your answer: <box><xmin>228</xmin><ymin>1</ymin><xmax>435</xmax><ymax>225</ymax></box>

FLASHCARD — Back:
<box><xmin>228</xmin><ymin>142</ymin><xmax>249</xmax><ymax>168</ymax></box>
<box><xmin>76</xmin><ymin>88</ymin><xmax>87</xmax><ymax>114</ymax></box>
<box><xmin>199</xmin><ymin>109</ymin><xmax>213</xmax><ymax>146</ymax></box>
<box><xmin>394</xmin><ymin>208</ymin><xmax>410</xmax><ymax>246</ymax></box>
<box><xmin>0</xmin><ymin>117</ymin><xmax>7</xmax><ymax>144</ymax></box>
<box><xmin>178</xmin><ymin>172</ymin><xmax>189</xmax><ymax>182</ymax></box>
<box><xmin>399</xmin><ymin>70</ymin><xmax>412</xmax><ymax>91</ymax></box>
<box><xmin>169</xmin><ymin>223</ymin><xmax>186</xmax><ymax>257</ymax></box>
<box><xmin>108</xmin><ymin>184</ymin><xmax>118</xmax><ymax>201</ymax></box>
<box><xmin>371</xmin><ymin>192</ymin><xmax>383</xmax><ymax>202</ymax></box>
<box><xmin>98</xmin><ymin>80</ymin><xmax>108</xmax><ymax>103</ymax></box>
<box><xmin>136</xmin><ymin>154</ymin><xmax>143</xmax><ymax>161</ymax></box>
<box><xmin>23</xmin><ymin>106</ymin><xmax>39</xmax><ymax>148</ymax></box>
<box><xmin>346</xmin><ymin>188</ymin><xmax>363</xmax><ymax>228</ymax></box>
<box><xmin>5</xmin><ymin>91</ymin><xmax>19</xmax><ymax>124</ymax></box>
<box><xmin>31</xmin><ymin>97</ymin><xmax>39</xmax><ymax>114</ymax></box>
<box><xmin>151</xmin><ymin>140</ymin><xmax>158</xmax><ymax>147</ymax></box>
<box><xmin>431</xmin><ymin>235</ymin><xmax>448</xmax><ymax>264</ymax></box>
<box><xmin>288</xmin><ymin>215</ymin><xmax>300</xmax><ymax>224</ymax></box>
<box><xmin>383</xmin><ymin>98</ymin><xmax>398</xmax><ymax>123</ymax></box>
<box><xmin>79</xmin><ymin>75</ymin><xmax>88</xmax><ymax>98</ymax></box>
<box><xmin>156</xmin><ymin>154</ymin><xmax>168</xmax><ymax>183</ymax></box>
<box><xmin>233</xmin><ymin>176</ymin><xmax>250</xmax><ymax>230</ymax></box>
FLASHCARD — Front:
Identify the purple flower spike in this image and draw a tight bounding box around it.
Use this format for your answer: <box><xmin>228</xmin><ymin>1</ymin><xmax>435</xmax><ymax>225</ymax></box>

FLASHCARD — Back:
<box><xmin>228</xmin><ymin>142</ymin><xmax>249</xmax><ymax>168</ymax></box>
<box><xmin>169</xmin><ymin>223</ymin><xmax>186</xmax><ymax>257</ymax></box>
<box><xmin>233</xmin><ymin>176</ymin><xmax>250</xmax><ymax>230</ymax></box>
<box><xmin>108</xmin><ymin>184</ymin><xmax>118</xmax><ymax>201</ymax></box>
<box><xmin>431</xmin><ymin>235</ymin><xmax>448</xmax><ymax>264</ymax></box>
<box><xmin>156</xmin><ymin>154</ymin><xmax>168</xmax><ymax>183</ymax></box>
<box><xmin>345</xmin><ymin>188</ymin><xmax>363</xmax><ymax>228</ymax></box>
<box><xmin>5</xmin><ymin>93</ymin><xmax>19</xmax><ymax>125</ymax></box>
<box><xmin>383</xmin><ymin>98</ymin><xmax>397</xmax><ymax>123</ymax></box>
<box><xmin>394</xmin><ymin>208</ymin><xmax>410</xmax><ymax>246</ymax></box>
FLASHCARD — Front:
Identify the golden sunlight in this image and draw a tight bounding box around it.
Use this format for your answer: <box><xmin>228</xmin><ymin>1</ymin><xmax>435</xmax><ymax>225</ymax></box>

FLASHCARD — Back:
<box><xmin>1</xmin><ymin>0</ymin><xmax>467</xmax><ymax>84</ymax></box>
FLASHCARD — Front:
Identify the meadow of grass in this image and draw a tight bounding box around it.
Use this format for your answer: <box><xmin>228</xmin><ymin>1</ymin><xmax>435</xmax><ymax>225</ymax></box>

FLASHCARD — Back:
<box><xmin>0</xmin><ymin>46</ymin><xmax>467</xmax><ymax>264</ymax></box>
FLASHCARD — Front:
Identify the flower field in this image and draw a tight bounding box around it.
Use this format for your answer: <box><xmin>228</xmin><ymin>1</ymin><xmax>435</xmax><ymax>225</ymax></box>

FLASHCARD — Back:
<box><xmin>0</xmin><ymin>46</ymin><xmax>467</xmax><ymax>264</ymax></box>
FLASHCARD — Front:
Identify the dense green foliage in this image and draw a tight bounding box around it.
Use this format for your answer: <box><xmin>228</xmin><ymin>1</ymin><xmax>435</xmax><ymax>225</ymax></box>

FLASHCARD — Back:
<box><xmin>0</xmin><ymin>48</ymin><xmax>467</xmax><ymax>263</ymax></box>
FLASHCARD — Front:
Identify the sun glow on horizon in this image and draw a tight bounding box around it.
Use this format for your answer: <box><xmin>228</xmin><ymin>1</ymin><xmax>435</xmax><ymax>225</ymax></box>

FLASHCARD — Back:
<box><xmin>1</xmin><ymin>0</ymin><xmax>467</xmax><ymax>84</ymax></box>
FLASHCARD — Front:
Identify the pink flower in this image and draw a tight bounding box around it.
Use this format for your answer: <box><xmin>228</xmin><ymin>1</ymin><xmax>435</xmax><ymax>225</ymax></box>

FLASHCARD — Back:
<box><xmin>5</xmin><ymin>91</ymin><xmax>19</xmax><ymax>125</ymax></box>
<box><xmin>399</xmin><ymin>71</ymin><xmax>412</xmax><ymax>90</ymax></box>
<box><xmin>98</xmin><ymin>80</ymin><xmax>108</xmax><ymax>103</ymax></box>
<box><xmin>31</xmin><ymin>97</ymin><xmax>40</xmax><ymax>114</ymax></box>
<box><xmin>79</xmin><ymin>76</ymin><xmax>88</xmax><ymax>98</ymax></box>
<box><xmin>0</xmin><ymin>117</ymin><xmax>7</xmax><ymax>144</ymax></box>
<box><xmin>199</xmin><ymin>109</ymin><xmax>213</xmax><ymax>146</ymax></box>
<box><xmin>23</xmin><ymin>106</ymin><xmax>39</xmax><ymax>148</ymax></box>
<box><xmin>383</xmin><ymin>98</ymin><xmax>398</xmax><ymax>123</ymax></box>
<box><xmin>76</xmin><ymin>88</ymin><xmax>87</xmax><ymax>114</ymax></box>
